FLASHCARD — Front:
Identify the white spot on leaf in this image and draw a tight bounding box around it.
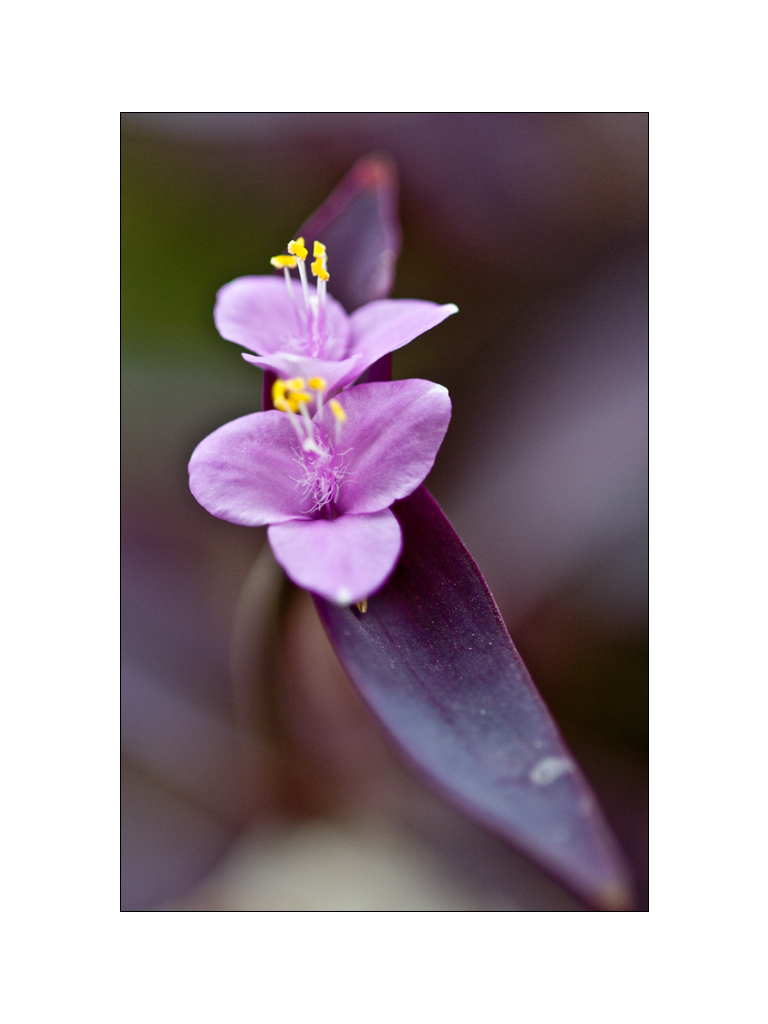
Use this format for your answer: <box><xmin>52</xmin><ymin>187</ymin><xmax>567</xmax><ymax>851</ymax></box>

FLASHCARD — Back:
<box><xmin>529</xmin><ymin>756</ymin><xmax>574</xmax><ymax>786</ymax></box>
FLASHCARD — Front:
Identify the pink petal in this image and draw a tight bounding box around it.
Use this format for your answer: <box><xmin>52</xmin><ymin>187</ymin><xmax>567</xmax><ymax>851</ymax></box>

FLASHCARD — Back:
<box><xmin>268</xmin><ymin>510</ymin><xmax>403</xmax><ymax>604</ymax></box>
<box><xmin>214</xmin><ymin>276</ymin><xmax>350</xmax><ymax>358</ymax></box>
<box><xmin>241</xmin><ymin>351</ymin><xmax>363</xmax><ymax>396</ymax></box>
<box><xmin>188</xmin><ymin>411</ymin><xmax>308</xmax><ymax>526</ymax></box>
<box><xmin>348</xmin><ymin>299</ymin><xmax>458</xmax><ymax>370</ymax></box>
<box><xmin>317</xmin><ymin>379</ymin><xmax>452</xmax><ymax>515</ymax></box>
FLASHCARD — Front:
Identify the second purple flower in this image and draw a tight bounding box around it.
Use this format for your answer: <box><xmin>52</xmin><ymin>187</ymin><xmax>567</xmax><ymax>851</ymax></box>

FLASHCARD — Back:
<box><xmin>214</xmin><ymin>236</ymin><xmax>458</xmax><ymax>397</ymax></box>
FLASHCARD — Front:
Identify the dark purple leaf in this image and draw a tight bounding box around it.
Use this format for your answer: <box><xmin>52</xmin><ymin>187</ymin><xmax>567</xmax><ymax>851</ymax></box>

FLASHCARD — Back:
<box><xmin>262</xmin><ymin>369</ymin><xmax>277</xmax><ymax>413</ymax></box>
<box><xmin>315</xmin><ymin>486</ymin><xmax>634</xmax><ymax>910</ymax></box>
<box><xmin>296</xmin><ymin>152</ymin><xmax>402</xmax><ymax>313</ymax></box>
<box><xmin>355</xmin><ymin>351</ymin><xmax>392</xmax><ymax>387</ymax></box>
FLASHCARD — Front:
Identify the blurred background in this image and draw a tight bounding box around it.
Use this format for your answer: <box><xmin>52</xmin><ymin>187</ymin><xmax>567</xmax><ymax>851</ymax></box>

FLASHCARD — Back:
<box><xmin>121</xmin><ymin>112</ymin><xmax>648</xmax><ymax>911</ymax></box>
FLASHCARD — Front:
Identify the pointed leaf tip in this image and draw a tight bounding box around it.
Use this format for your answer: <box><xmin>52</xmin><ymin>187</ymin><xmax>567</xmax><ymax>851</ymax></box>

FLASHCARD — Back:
<box><xmin>296</xmin><ymin>153</ymin><xmax>402</xmax><ymax>313</ymax></box>
<box><xmin>315</xmin><ymin>486</ymin><xmax>634</xmax><ymax>910</ymax></box>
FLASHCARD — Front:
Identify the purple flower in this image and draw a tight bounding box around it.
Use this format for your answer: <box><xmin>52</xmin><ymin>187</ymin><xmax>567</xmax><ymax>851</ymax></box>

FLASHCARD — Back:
<box><xmin>214</xmin><ymin>237</ymin><xmax>458</xmax><ymax>396</ymax></box>
<box><xmin>188</xmin><ymin>378</ymin><xmax>451</xmax><ymax>604</ymax></box>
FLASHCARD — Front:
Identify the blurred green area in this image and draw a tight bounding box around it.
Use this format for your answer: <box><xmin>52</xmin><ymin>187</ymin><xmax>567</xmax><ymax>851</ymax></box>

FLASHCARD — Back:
<box><xmin>122</xmin><ymin>133</ymin><xmax>311</xmax><ymax>365</ymax></box>
<box><xmin>122</xmin><ymin>130</ymin><xmax>474</xmax><ymax>375</ymax></box>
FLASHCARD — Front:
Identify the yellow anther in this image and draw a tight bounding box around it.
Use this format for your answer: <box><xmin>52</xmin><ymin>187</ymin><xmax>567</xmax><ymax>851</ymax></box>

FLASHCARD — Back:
<box><xmin>270</xmin><ymin>254</ymin><xmax>297</xmax><ymax>269</ymax></box>
<box><xmin>287</xmin><ymin>238</ymin><xmax>307</xmax><ymax>260</ymax></box>
<box><xmin>311</xmin><ymin>258</ymin><xmax>330</xmax><ymax>281</ymax></box>
<box><xmin>329</xmin><ymin>399</ymin><xmax>347</xmax><ymax>423</ymax></box>
<box><xmin>308</xmin><ymin>377</ymin><xmax>327</xmax><ymax>391</ymax></box>
<box><xmin>288</xmin><ymin>392</ymin><xmax>311</xmax><ymax>412</ymax></box>
<box><xmin>273</xmin><ymin>376</ymin><xmax>316</xmax><ymax>415</ymax></box>
<box><xmin>311</xmin><ymin>240</ymin><xmax>329</xmax><ymax>280</ymax></box>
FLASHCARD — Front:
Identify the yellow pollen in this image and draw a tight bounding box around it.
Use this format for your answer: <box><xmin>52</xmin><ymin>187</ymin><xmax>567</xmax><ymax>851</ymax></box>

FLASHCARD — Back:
<box><xmin>308</xmin><ymin>377</ymin><xmax>327</xmax><ymax>391</ymax></box>
<box><xmin>311</xmin><ymin>258</ymin><xmax>329</xmax><ymax>281</ymax></box>
<box><xmin>329</xmin><ymin>399</ymin><xmax>347</xmax><ymax>422</ymax></box>
<box><xmin>313</xmin><ymin>241</ymin><xmax>326</xmax><ymax>257</ymax></box>
<box><xmin>288</xmin><ymin>392</ymin><xmax>310</xmax><ymax>412</ymax></box>
<box><xmin>287</xmin><ymin>238</ymin><xmax>308</xmax><ymax>260</ymax></box>
<box><xmin>270</xmin><ymin>254</ymin><xmax>297</xmax><ymax>268</ymax></box>
<box><xmin>273</xmin><ymin>377</ymin><xmax>312</xmax><ymax>413</ymax></box>
<box><xmin>356</xmin><ymin>599</ymin><xmax>368</xmax><ymax>613</ymax></box>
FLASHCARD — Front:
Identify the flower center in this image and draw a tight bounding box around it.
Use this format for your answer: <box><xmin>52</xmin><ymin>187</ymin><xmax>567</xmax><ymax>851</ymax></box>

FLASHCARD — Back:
<box><xmin>272</xmin><ymin>375</ymin><xmax>348</xmax><ymax>518</ymax></box>
<box><xmin>270</xmin><ymin>237</ymin><xmax>330</xmax><ymax>357</ymax></box>
<box><xmin>293</xmin><ymin>435</ymin><xmax>348</xmax><ymax>516</ymax></box>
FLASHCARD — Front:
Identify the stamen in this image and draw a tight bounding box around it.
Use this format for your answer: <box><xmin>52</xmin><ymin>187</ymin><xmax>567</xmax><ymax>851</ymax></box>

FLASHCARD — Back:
<box><xmin>273</xmin><ymin>375</ymin><xmax>344</xmax><ymax>469</ymax></box>
<box><xmin>285</xmin><ymin>237</ymin><xmax>311</xmax><ymax>317</ymax></box>
<box><xmin>298</xmin><ymin>399</ymin><xmax>315</xmax><ymax>431</ymax></box>
<box><xmin>274</xmin><ymin>377</ymin><xmax>312</xmax><ymax>414</ymax></box>
<box><xmin>277</xmin><ymin>398</ymin><xmax>309</xmax><ymax>445</ymax></box>
<box><xmin>288</xmin><ymin>392</ymin><xmax>310</xmax><ymax>413</ymax></box>
<box><xmin>270</xmin><ymin>255</ymin><xmax>300</xmax><ymax>313</ymax></box>
<box><xmin>308</xmin><ymin>376</ymin><xmax>326</xmax><ymax>415</ymax></box>
<box><xmin>287</xmin><ymin>238</ymin><xmax>308</xmax><ymax>260</ymax></box>
<box><xmin>355</xmin><ymin>599</ymin><xmax>368</xmax><ymax>613</ymax></box>
<box><xmin>329</xmin><ymin>399</ymin><xmax>347</xmax><ymax>422</ymax></box>
<box><xmin>310</xmin><ymin>258</ymin><xmax>329</xmax><ymax>282</ymax></box>
<box><xmin>299</xmin><ymin>409</ymin><xmax>324</xmax><ymax>454</ymax></box>
<box><xmin>311</xmin><ymin>240</ymin><xmax>329</xmax><ymax>313</ymax></box>
<box><xmin>292</xmin><ymin>432</ymin><xmax>347</xmax><ymax>513</ymax></box>
<box><xmin>329</xmin><ymin>397</ymin><xmax>346</xmax><ymax>443</ymax></box>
